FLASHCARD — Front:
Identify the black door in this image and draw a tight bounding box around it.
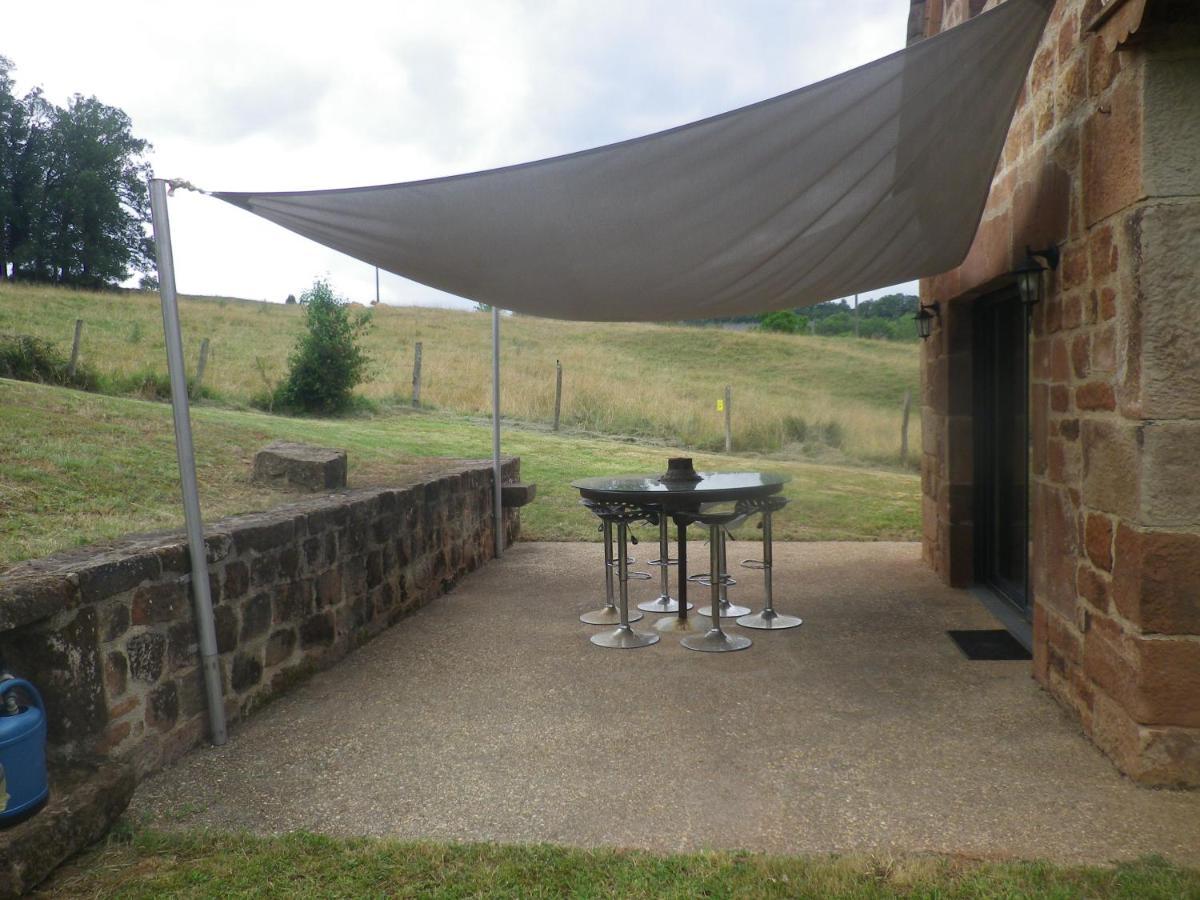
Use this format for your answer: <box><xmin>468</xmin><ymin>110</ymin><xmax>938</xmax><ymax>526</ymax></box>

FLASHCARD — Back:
<box><xmin>974</xmin><ymin>289</ymin><xmax>1030</xmax><ymax>618</ymax></box>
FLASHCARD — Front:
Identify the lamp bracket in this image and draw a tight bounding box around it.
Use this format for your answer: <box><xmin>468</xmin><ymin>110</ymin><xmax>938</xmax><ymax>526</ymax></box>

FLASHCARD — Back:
<box><xmin>1026</xmin><ymin>244</ymin><xmax>1060</xmax><ymax>271</ymax></box>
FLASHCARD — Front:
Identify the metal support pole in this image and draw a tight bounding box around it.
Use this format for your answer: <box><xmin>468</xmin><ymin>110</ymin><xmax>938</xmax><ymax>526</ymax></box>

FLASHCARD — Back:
<box><xmin>724</xmin><ymin>385</ymin><xmax>732</xmax><ymax>453</ymax></box>
<box><xmin>148</xmin><ymin>178</ymin><xmax>227</xmax><ymax>747</ymax></box>
<box><xmin>492</xmin><ymin>306</ymin><xmax>503</xmax><ymax>558</ymax></box>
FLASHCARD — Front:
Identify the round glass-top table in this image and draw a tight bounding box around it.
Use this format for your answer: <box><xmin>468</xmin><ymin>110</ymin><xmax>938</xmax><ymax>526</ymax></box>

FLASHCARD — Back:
<box><xmin>571</xmin><ymin>472</ymin><xmax>789</xmax><ymax>640</ymax></box>
<box><xmin>571</xmin><ymin>472</ymin><xmax>788</xmax><ymax>511</ymax></box>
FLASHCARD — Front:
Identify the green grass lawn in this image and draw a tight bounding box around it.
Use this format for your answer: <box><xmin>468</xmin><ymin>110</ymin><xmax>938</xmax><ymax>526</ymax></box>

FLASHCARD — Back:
<box><xmin>41</xmin><ymin>829</ymin><xmax>1200</xmax><ymax>899</ymax></box>
<box><xmin>0</xmin><ymin>379</ymin><xmax>919</xmax><ymax>570</ymax></box>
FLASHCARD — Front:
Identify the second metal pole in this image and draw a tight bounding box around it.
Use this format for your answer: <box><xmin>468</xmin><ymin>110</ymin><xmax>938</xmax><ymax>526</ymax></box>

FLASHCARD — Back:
<box><xmin>492</xmin><ymin>306</ymin><xmax>503</xmax><ymax>558</ymax></box>
<box><xmin>148</xmin><ymin>178</ymin><xmax>227</xmax><ymax>747</ymax></box>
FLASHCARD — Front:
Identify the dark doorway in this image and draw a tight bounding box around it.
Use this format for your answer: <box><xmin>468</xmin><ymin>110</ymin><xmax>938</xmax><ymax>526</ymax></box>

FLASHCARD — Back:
<box><xmin>973</xmin><ymin>288</ymin><xmax>1030</xmax><ymax>621</ymax></box>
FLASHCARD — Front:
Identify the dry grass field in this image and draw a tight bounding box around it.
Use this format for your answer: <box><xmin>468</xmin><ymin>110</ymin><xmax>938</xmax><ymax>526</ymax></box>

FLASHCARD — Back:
<box><xmin>0</xmin><ymin>282</ymin><xmax>921</xmax><ymax>467</ymax></box>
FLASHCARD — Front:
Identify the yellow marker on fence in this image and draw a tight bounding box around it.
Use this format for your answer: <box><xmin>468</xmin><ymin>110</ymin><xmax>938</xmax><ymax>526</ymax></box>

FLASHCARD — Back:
<box><xmin>716</xmin><ymin>398</ymin><xmax>724</xmax><ymax>412</ymax></box>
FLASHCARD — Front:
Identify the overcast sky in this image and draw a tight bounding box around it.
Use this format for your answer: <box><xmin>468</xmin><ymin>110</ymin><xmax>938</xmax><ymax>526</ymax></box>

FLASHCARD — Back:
<box><xmin>8</xmin><ymin>1</ymin><xmax>917</xmax><ymax>311</ymax></box>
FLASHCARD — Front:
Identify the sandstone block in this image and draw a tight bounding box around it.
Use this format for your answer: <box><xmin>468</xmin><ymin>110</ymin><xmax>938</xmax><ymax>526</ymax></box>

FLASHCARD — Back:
<box><xmin>0</xmin><ymin>761</ymin><xmax>135</xmax><ymax>898</ymax></box>
<box><xmin>1084</xmin><ymin>513</ymin><xmax>1114</xmax><ymax>571</ymax></box>
<box><xmin>145</xmin><ymin>681</ymin><xmax>178</xmax><ymax>733</ymax></box>
<box><xmin>1081</xmin><ymin>420</ymin><xmax>1139</xmax><ymax>519</ymax></box>
<box><xmin>252</xmin><ymin>441</ymin><xmax>348</xmax><ymax>492</ymax></box>
<box><xmin>1137</xmin><ymin>421</ymin><xmax>1200</xmax><ymax>527</ymax></box>
<box><xmin>1112</xmin><ymin>524</ymin><xmax>1200</xmax><ymax>635</ymax></box>
<box><xmin>1082</xmin><ymin>74</ymin><xmax>1143</xmax><ymax>227</ymax></box>
<box><xmin>1130</xmin><ymin>201</ymin><xmax>1200</xmax><ymax>418</ymax></box>
<box><xmin>1130</xmin><ymin>637</ymin><xmax>1200</xmax><ymax>728</ymax></box>
<box><xmin>126</xmin><ymin>632</ymin><xmax>166</xmax><ymax>683</ymax></box>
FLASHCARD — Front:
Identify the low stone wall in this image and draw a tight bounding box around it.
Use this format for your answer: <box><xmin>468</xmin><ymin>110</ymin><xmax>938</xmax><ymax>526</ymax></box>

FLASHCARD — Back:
<box><xmin>0</xmin><ymin>458</ymin><xmax>519</xmax><ymax>778</ymax></box>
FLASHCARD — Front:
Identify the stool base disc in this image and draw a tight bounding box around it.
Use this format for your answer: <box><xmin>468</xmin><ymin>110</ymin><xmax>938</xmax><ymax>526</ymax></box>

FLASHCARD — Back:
<box><xmin>696</xmin><ymin>602</ymin><xmax>752</xmax><ymax>619</ymax></box>
<box><xmin>653</xmin><ymin>614</ymin><xmax>708</xmax><ymax>634</ymax></box>
<box><xmin>681</xmin><ymin>630</ymin><xmax>752</xmax><ymax>653</ymax></box>
<box><xmin>580</xmin><ymin>607</ymin><xmax>643</xmax><ymax>626</ymax></box>
<box><xmin>590</xmin><ymin>627</ymin><xmax>660</xmax><ymax>649</ymax></box>
<box><xmin>636</xmin><ymin>595</ymin><xmax>693</xmax><ymax>614</ymax></box>
<box><xmin>737</xmin><ymin>611</ymin><xmax>803</xmax><ymax>630</ymax></box>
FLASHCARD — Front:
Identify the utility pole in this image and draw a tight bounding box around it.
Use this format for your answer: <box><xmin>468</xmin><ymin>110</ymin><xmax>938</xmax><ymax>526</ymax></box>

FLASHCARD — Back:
<box><xmin>375</xmin><ymin>267</ymin><xmax>380</xmax><ymax>304</ymax></box>
<box><xmin>853</xmin><ymin>293</ymin><xmax>860</xmax><ymax>338</ymax></box>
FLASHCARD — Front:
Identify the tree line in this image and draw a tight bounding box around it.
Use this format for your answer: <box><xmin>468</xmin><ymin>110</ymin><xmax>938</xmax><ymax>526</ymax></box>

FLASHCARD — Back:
<box><xmin>0</xmin><ymin>56</ymin><xmax>152</xmax><ymax>288</ymax></box>
<box><xmin>691</xmin><ymin>293</ymin><xmax>921</xmax><ymax>340</ymax></box>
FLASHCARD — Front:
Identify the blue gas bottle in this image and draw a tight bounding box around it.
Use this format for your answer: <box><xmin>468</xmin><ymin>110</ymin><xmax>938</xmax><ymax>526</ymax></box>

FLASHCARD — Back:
<box><xmin>0</xmin><ymin>678</ymin><xmax>49</xmax><ymax>825</ymax></box>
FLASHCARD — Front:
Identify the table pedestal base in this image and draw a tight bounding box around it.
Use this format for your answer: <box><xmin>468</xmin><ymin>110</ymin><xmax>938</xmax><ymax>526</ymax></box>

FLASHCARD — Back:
<box><xmin>653</xmin><ymin>613</ymin><xmax>707</xmax><ymax>634</ymax></box>
<box><xmin>580</xmin><ymin>607</ymin><xmax>643</xmax><ymax>625</ymax></box>
<box><xmin>590</xmin><ymin>625</ymin><xmax>660</xmax><ymax>649</ymax></box>
<box><xmin>637</xmin><ymin>595</ymin><xmax>692</xmax><ymax>614</ymax></box>
<box><xmin>697</xmin><ymin>600</ymin><xmax>751</xmax><ymax>619</ymax></box>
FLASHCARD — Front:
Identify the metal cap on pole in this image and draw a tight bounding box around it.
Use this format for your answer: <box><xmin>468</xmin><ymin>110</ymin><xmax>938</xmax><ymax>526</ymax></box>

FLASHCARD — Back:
<box><xmin>148</xmin><ymin>177</ymin><xmax>227</xmax><ymax>747</ymax></box>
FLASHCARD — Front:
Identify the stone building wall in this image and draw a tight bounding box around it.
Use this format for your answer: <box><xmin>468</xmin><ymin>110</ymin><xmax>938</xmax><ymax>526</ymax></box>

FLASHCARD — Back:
<box><xmin>0</xmin><ymin>459</ymin><xmax>520</xmax><ymax>779</ymax></box>
<box><xmin>913</xmin><ymin>0</ymin><xmax>1199</xmax><ymax>785</ymax></box>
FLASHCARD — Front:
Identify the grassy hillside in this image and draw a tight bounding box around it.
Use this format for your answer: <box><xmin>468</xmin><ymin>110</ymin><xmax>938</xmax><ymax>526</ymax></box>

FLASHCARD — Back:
<box><xmin>0</xmin><ymin>380</ymin><xmax>919</xmax><ymax>570</ymax></box>
<box><xmin>0</xmin><ymin>283</ymin><xmax>921</xmax><ymax>466</ymax></box>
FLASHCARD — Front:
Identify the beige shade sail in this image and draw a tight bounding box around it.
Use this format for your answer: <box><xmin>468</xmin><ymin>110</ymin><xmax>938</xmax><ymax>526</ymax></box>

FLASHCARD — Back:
<box><xmin>215</xmin><ymin>0</ymin><xmax>1052</xmax><ymax>322</ymax></box>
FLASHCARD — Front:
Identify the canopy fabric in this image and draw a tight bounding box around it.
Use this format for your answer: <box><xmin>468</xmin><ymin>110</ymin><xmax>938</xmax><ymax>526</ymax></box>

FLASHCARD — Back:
<box><xmin>216</xmin><ymin>0</ymin><xmax>1052</xmax><ymax>322</ymax></box>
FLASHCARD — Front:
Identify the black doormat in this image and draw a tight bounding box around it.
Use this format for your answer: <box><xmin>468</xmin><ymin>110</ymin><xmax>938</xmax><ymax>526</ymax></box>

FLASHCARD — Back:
<box><xmin>947</xmin><ymin>629</ymin><xmax>1032</xmax><ymax>661</ymax></box>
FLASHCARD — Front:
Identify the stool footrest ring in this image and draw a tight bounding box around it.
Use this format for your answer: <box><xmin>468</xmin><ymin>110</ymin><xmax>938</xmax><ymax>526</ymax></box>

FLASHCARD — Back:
<box><xmin>686</xmin><ymin>573</ymin><xmax>737</xmax><ymax>587</ymax></box>
<box><xmin>740</xmin><ymin>559</ymin><xmax>768</xmax><ymax>570</ymax></box>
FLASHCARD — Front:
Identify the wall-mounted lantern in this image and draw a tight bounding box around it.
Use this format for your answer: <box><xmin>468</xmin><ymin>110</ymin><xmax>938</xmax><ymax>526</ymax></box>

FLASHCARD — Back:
<box><xmin>914</xmin><ymin>301</ymin><xmax>941</xmax><ymax>340</ymax></box>
<box><xmin>1014</xmin><ymin>244</ymin><xmax>1060</xmax><ymax>308</ymax></box>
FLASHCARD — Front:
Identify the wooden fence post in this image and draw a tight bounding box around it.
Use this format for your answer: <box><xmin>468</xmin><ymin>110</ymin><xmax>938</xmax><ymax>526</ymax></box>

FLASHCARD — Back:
<box><xmin>411</xmin><ymin>341</ymin><xmax>423</xmax><ymax>408</ymax></box>
<box><xmin>724</xmin><ymin>384</ymin><xmax>732</xmax><ymax>453</ymax></box>
<box><xmin>191</xmin><ymin>338</ymin><xmax>210</xmax><ymax>399</ymax></box>
<box><xmin>67</xmin><ymin>319</ymin><xmax>83</xmax><ymax>378</ymax></box>
<box><xmin>553</xmin><ymin>359</ymin><xmax>562</xmax><ymax>431</ymax></box>
<box><xmin>900</xmin><ymin>389</ymin><xmax>912</xmax><ymax>464</ymax></box>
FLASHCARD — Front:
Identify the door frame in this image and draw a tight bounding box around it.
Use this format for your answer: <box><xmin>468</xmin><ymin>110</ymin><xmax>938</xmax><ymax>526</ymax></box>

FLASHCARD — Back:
<box><xmin>970</xmin><ymin>286</ymin><xmax>1033</xmax><ymax>648</ymax></box>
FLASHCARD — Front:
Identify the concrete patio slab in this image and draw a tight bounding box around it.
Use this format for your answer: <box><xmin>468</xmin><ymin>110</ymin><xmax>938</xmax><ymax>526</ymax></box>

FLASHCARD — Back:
<box><xmin>129</xmin><ymin>542</ymin><xmax>1200</xmax><ymax>864</ymax></box>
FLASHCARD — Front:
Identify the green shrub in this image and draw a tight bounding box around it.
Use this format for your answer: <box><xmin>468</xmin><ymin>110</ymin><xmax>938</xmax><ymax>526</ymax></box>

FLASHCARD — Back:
<box><xmin>274</xmin><ymin>279</ymin><xmax>372</xmax><ymax>414</ymax></box>
<box><xmin>0</xmin><ymin>333</ymin><xmax>97</xmax><ymax>390</ymax></box>
<box><xmin>759</xmin><ymin>310</ymin><xmax>804</xmax><ymax>334</ymax></box>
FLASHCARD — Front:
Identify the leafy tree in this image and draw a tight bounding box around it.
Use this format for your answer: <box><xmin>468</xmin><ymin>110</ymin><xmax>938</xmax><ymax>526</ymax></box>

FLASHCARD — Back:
<box><xmin>0</xmin><ymin>57</ymin><xmax>152</xmax><ymax>286</ymax></box>
<box><xmin>275</xmin><ymin>279</ymin><xmax>373</xmax><ymax>414</ymax></box>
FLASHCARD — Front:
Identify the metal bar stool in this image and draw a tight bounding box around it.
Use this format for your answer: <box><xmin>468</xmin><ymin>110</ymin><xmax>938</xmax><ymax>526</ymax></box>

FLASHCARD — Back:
<box><xmin>589</xmin><ymin>502</ymin><xmax>659</xmax><ymax>649</ymax></box>
<box><xmin>736</xmin><ymin>495</ymin><xmax>803</xmax><ymax>630</ymax></box>
<box><xmin>579</xmin><ymin>500</ymin><xmax>644</xmax><ymax>625</ymax></box>
<box><xmin>680</xmin><ymin>508</ymin><xmax>752</xmax><ymax>653</ymax></box>
<box><xmin>638</xmin><ymin>509</ymin><xmax>692</xmax><ymax>614</ymax></box>
<box><xmin>691</xmin><ymin>510</ymin><xmax>751</xmax><ymax>619</ymax></box>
